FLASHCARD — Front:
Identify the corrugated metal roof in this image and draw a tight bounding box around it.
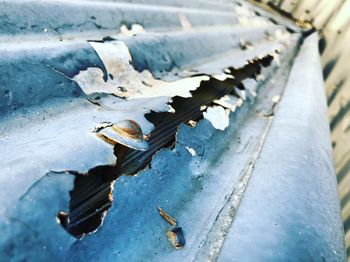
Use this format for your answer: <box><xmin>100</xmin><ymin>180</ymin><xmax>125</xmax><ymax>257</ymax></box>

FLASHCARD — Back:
<box><xmin>0</xmin><ymin>0</ymin><xmax>345</xmax><ymax>261</ymax></box>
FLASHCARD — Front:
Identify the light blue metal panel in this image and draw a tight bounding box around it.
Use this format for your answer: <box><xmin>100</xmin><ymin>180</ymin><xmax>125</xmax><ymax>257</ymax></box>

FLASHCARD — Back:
<box><xmin>218</xmin><ymin>34</ymin><xmax>345</xmax><ymax>262</ymax></box>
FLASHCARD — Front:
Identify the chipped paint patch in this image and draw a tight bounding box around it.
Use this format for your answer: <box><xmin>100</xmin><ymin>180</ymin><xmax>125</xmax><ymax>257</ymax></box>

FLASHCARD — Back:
<box><xmin>203</xmin><ymin>106</ymin><xmax>231</xmax><ymax>131</ymax></box>
<box><xmin>120</xmin><ymin>24</ymin><xmax>146</xmax><ymax>37</ymax></box>
<box><xmin>178</xmin><ymin>13</ymin><xmax>192</xmax><ymax>30</ymax></box>
<box><xmin>214</xmin><ymin>95</ymin><xmax>239</xmax><ymax>111</ymax></box>
<box><xmin>74</xmin><ymin>41</ymin><xmax>208</xmax><ymax>99</ymax></box>
<box><xmin>185</xmin><ymin>146</ymin><xmax>197</xmax><ymax>156</ymax></box>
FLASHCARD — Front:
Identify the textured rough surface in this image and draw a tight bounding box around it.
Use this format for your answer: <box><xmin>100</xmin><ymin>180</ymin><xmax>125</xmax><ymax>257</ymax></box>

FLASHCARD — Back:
<box><xmin>218</xmin><ymin>34</ymin><xmax>345</xmax><ymax>262</ymax></box>
<box><xmin>256</xmin><ymin>0</ymin><xmax>350</xmax><ymax>256</ymax></box>
<box><xmin>0</xmin><ymin>0</ymin><xmax>344</xmax><ymax>261</ymax></box>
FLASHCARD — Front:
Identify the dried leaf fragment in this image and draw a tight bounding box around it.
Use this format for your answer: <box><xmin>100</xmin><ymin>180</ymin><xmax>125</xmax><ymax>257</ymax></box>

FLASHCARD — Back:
<box><xmin>157</xmin><ymin>206</ymin><xmax>177</xmax><ymax>226</ymax></box>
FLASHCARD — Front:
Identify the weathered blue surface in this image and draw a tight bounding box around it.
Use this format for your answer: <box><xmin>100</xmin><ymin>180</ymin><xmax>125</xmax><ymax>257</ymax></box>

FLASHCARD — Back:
<box><xmin>0</xmin><ymin>41</ymin><xmax>105</xmax><ymax>115</ymax></box>
<box><xmin>0</xmin><ymin>0</ymin><xmax>343</xmax><ymax>261</ymax></box>
<box><xmin>218</xmin><ymin>34</ymin><xmax>345</xmax><ymax>262</ymax></box>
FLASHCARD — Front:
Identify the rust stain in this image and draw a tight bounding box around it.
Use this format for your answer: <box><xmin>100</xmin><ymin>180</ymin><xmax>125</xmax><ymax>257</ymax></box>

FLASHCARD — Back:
<box><xmin>157</xmin><ymin>206</ymin><xmax>177</xmax><ymax>226</ymax></box>
<box><xmin>167</xmin><ymin>227</ymin><xmax>186</xmax><ymax>249</ymax></box>
<box><xmin>112</xmin><ymin>120</ymin><xmax>144</xmax><ymax>140</ymax></box>
<box><xmin>96</xmin><ymin>133</ymin><xmax>118</xmax><ymax>145</ymax></box>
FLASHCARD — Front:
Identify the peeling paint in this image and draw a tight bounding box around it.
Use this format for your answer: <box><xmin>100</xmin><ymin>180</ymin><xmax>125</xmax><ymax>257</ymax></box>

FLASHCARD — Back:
<box><xmin>203</xmin><ymin>106</ymin><xmax>231</xmax><ymax>131</ymax></box>
<box><xmin>214</xmin><ymin>95</ymin><xmax>239</xmax><ymax>111</ymax></box>
<box><xmin>74</xmin><ymin>41</ymin><xmax>208</xmax><ymax>99</ymax></box>
<box><xmin>56</xmin><ymin>54</ymin><xmax>276</xmax><ymax>238</ymax></box>
<box><xmin>120</xmin><ymin>24</ymin><xmax>146</xmax><ymax>37</ymax></box>
<box><xmin>66</xmin><ymin>37</ymin><xmax>299</xmax><ymax>261</ymax></box>
<box><xmin>185</xmin><ymin>146</ymin><xmax>197</xmax><ymax>156</ymax></box>
<box><xmin>0</xmin><ymin>2</ymin><xmax>305</xmax><ymax>259</ymax></box>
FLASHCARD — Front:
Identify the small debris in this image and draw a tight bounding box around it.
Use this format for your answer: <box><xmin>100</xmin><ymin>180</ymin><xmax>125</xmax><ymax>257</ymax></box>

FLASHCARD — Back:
<box><xmin>187</xmin><ymin>120</ymin><xmax>197</xmax><ymax>127</ymax></box>
<box><xmin>178</xmin><ymin>13</ymin><xmax>192</xmax><ymax>30</ymax></box>
<box><xmin>120</xmin><ymin>24</ymin><xmax>146</xmax><ymax>36</ymax></box>
<box><xmin>167</xmin><ymin>227</ymin><xmax>186</xmax><ymax>249</ymax></box>
<box><xmin>157</xmin><ymin>206</ymin><xmax>177</xmax><ymax>226</ymax></box>
<box><xmin>200</xmin><ymin>105</ymin><xmax>207</xmax><ymax>111</ymax></box>
<box><xmin>239</xmin><ymin>39</ymin><xmax>253</xmax><ymax>50</ymax></box>
<box><xmin>157</xmin><ymin>207</ymin><xmax>186</xmax><ymax>248</ymax></box>
<box><xmin>118</xmin><ymin>86</ymin><xmax>127</xmax><ymax>92</ymax></box>
<box><xmin>272</xmin><ymin>94</ymin><xmax>280</xmax><ymax>103</ymax></box>
<box><xmin>95</xmin><ymin>120</ymin><xmax>149</xmax><ymax>151</ymax></box>
<box><xmin>56</xmin><ymin>211</ymin><xmax>69</xmax><ymax>228</ymax></box>
<box><xmin>185</xmin><ymin>146</ymin><xmax>197</xmax><ymax>156</ymax></box>
<box><xmin>263</xmin><ymin>95</ymin><xmax>281</xmax><ymax>117</ymax></box>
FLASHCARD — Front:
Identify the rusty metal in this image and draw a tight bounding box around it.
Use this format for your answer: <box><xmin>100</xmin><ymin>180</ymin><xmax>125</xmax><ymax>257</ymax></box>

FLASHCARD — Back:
<box><xmin>167</xmin><ymin>227</ymin><xmax>186</xmax><ymax>249</ymax></box>
<box><xmin>97</xmin><ymin>120</ymin><xmax>149</xmax><ymax>150</ymax></box>
<box><xmin>158</xmin><ymin>206</ymin><xmax>177</xmax><ymax>226</ymax></box>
